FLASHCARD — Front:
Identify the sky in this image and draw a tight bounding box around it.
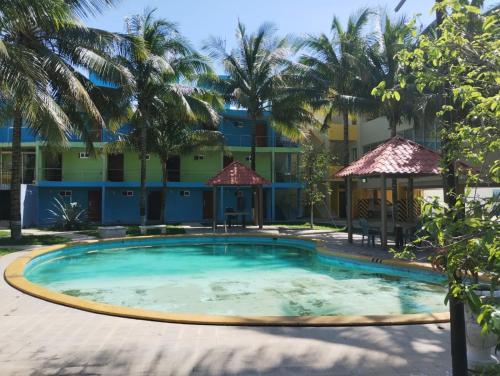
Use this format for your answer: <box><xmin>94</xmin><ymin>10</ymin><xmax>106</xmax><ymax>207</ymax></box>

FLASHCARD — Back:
<box><xmin>86</xmin><ymin>0</ymin><xmax>497</xmax><ymax>71</ymax></box>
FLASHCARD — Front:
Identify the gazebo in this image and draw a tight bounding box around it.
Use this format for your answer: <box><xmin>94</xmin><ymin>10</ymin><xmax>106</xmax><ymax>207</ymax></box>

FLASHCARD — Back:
<box><xmin>207</xmin><ymin>161</ymin><xmax>271</xmax><ymax>231</ymax></box>
<box><xmin>335</xmin><ymin>136</ymin><xmax>443</xmax><ymax>247</ymax></box>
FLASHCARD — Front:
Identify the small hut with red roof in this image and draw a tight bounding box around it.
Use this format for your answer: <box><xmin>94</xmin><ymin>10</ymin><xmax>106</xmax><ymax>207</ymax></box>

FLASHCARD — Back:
<box><xmin>207</xmin><ymin>161</ymin><xmax>270</xmax><ymax>230</ymax></box>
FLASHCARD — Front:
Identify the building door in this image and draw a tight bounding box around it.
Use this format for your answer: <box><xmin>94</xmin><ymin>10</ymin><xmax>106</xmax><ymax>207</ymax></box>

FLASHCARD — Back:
<box><xmin>0</xmin><ymin>190</ymin><xmax>9</xmax><ymax>220</ymax></box>
<box><xmin>45</xmin><ymin>153</ymin><xmax>62</xmax><ymax>181</ymax></box>
<box><xmin>256</xmin><ymin>124</ymin><xmax>267</xmax><ymax>146</ymax></box>
<box><xmin>107</xmin><ymin>154</ymin><xmax>124</xmax><ymax>182</ymax></box>
<box><xmin>87</xmin><ymin>190</ymin><xmax>101</xmax><ymax>222</ymax></box>
<box><xmin>147</xmin><ymin>191</ymin><xmax>162</xmax><ymax>221</ymax></box>
<box><xmin>203</xmin><ymin>191</ymin><xmax>213</xmax><ymax>220</ymax></box>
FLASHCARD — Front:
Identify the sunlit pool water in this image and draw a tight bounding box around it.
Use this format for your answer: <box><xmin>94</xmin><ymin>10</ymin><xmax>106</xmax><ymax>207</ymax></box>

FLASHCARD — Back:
<box><xmin>25</xmin><ymin>237</ymin><xmax>447</xmax><ymax>316</ymax></box>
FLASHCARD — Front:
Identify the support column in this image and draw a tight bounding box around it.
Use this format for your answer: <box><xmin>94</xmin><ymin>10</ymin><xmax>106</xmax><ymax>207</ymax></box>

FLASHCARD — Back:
<box><xmin>408</xmin><ymin>177</ymin><xmax>414</xmax><ymax>222</ymax></box>
<box><xmin>258</xmin><ymin>185</ymin><xmax>263</xmax><ymax>229</ymax></box>
<box><xmin>101</xmin><ymin>186</ymin><xmax>106</xmax><ymax>225</ymax></box>
<box><xmin>220</xmin><ymin>186</ymin><xmax>224</xmax><ymax>219</ymax></box>
<box><xmin>271</xmin><ymin>186</ymin><xmax>275</xmax><ymax>221</ymax></box>
<box><xmin>381</xmin><ymin>174</ymin><xmax>387</xmax><ymax>247</ymax></box>
<box><xmin>347</xmin><ymin>177</ymin><xmax>353</xmax><ymax>243</ymax></box>
<box><xmin>34</xmin><ymin>143</ymin><xmax>40</xmax><ymax>183</ymax></box>
<box><xmin>212</xmin><ymin>186</ymin><xmax>217</xmax><ymax>231</ymax></box>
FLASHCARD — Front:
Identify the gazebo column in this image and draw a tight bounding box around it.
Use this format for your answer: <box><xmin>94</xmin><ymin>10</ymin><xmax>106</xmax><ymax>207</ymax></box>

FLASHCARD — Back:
<box><xmin>212</xmin><ymin>186</ymin><xmax>217</xmax><ymax>231</ymax></box>
<box><xmin>380</xmin><ymin>174</ymin><xmax>387</xmax><ymax>247</ymax></box>
<box><xmin>347</xmin><ymin>177</ymin><xmax>353</xmax><ymax>243</ymax></box>
<box><xmin>258</xmin><ymin>185</ymin><xmax>263</xmax><ymax>229</ymax></box>
<box><xmin>407</xmin><ymin>177</ymin><xmax>414</xmax><ymax>222</ymax></box>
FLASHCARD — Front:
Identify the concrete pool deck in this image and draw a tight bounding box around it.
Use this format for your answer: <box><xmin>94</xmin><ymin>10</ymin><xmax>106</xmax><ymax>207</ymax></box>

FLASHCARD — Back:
<box><xmin>0</xmin><ymin>231</ymin><xmax>452</xmax><ymax>375</ymax></box>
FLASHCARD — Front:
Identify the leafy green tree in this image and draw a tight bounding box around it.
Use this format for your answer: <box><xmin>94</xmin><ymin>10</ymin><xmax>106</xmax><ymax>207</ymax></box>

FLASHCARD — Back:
<box><xmin>0</xmin><ymin>0</ymin><xmax>131</xmax><ymax>240</ymax></box>
<box><xmin>204</xmin><ymin>22</ymin><xmax>313</xmax><ymax>171</ymax></box>
<box><xmin>300</xmin><ymin>137</ymin><xmax>334</xmax><ymax>229</ymax></box>
<box><xmin>120</xmin><ymin>9</ymin><xmax>216</xmax><ymax>225</ymax></box>
<box><xmin>382</xmin><ymin>1</ymin><xmax>499</xmax><ymax>373</ymax></box>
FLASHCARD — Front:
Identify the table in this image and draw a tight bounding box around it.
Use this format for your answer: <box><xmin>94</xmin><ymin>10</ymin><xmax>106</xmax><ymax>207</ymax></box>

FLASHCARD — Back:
<box><xmin>224</xmin><ymin>211</ymin><xmax>250</xmax><ymax>232</ymax></box>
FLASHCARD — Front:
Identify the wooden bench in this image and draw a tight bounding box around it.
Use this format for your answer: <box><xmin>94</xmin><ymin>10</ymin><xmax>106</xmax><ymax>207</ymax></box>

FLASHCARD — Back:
<box><xmin>98</xmin><ymin>226</ymin><xmax>127</xmax><ymax>239</ymax></box>
<box><xmin>139</xmin><ymin>225</ymin><xmax>168</xmax><ymax>235</ymax></box>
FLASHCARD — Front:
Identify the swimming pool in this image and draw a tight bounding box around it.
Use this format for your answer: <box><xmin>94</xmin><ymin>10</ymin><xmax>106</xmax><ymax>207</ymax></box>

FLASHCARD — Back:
<box><xmin>7</xmin><ymin>236</ymin><xmax>449</xmax><ymax>325</ymax></box>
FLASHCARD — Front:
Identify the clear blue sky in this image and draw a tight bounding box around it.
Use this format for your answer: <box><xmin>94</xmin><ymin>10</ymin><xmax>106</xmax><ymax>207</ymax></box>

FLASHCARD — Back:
<box><xmin>86</xmin><ymin>0</ymin><xmax>497</xmax><ymax>68</ymax></box>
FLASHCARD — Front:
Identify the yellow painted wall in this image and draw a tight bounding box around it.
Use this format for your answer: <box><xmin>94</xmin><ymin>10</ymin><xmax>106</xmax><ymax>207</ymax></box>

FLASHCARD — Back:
<box><xmin>327</xmin><ymin>123</ymin><xmax>359</xmax><ymax>141</ymax></box>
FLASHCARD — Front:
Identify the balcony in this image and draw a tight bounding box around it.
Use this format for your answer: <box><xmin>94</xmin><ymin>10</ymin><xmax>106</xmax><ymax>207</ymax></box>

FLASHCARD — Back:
<box><xmin>223</xmin><ymin>134</ymin><xmax>298</xmax><ymax>148</ymax></box>
<box><xmin>0</xmin><ymin>168</ymin><xmax>35</xmax><ymax>185</ymax></box>
<box><xmin>41</xmin><ymin>168</ymin><xmax>103</xmax><ymax>182</ymax></box>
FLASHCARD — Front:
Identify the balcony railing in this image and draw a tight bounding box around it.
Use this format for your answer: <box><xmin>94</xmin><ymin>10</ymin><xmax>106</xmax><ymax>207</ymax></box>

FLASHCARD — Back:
<box><xmin>35</xmin><ymin>168</ymin><xmax>296</xmax><ymax>184</ymax></box>
<box><xmin>0</xmin><ymin>168</ymin><xmax>35</xmax><ymax>185</ymax></box>
<box><xmin>223</xmin><ymin>134</ymin><xmax>298</xmax><ymax>148</ymax></box>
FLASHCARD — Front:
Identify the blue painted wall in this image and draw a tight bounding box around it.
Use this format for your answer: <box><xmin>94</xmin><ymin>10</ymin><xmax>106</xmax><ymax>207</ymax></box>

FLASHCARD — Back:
<box><xmin>103</xmin><ymin>188</ymin><xmax>140</xmax><ymax>224</ymax></box>
<box><xmin>37</xmin><ymin>185</ymin><xmax>277</xmax><ymax>226</ymax></box>
<box><xmin>0</xmin><ymin>126</ymin><xmax>37</xmax><ymax>143</ymax></box>
<box><xmin>38</xmin><ymin>187</ymin><xmax>92</xmax><ymax>226</ymax></box>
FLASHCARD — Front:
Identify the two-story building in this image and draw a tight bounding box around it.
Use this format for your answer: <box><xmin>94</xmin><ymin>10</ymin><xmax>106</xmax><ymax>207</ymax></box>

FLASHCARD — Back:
<box><xmin>0</xmin><ymin>108</ymin><xmax>303</xmax><ymax>227</ymax></box>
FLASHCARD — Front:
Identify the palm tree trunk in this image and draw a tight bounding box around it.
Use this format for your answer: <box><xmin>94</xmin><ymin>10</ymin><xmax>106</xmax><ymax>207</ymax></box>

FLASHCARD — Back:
<box><xmin>250</xmin><ymin>115</ymin><xmax>257</xmax><ymax>225</ymax></box>
<box><xmin>389</xmin><ymin>121</ymin><xmax>398</xmax><ymax>227</ymax></box>
<box><xmin>342</xmin><ymin>109</ymin><xmax>353</xmax><ymax>242</ymax></box>
<box><xmin>310</xmin><ymin>203</ymin><xmax>314</xmax><ymax>229</ymax></box>
<box><xmin>160</xmin><ymin>158</ymin><xmax>168</xmax><ymax>225</ymax></box>
<box><xmin>250</xmin><ymin>115</ymin><xmax>257</xmax><ymax>171</ymax></box>
<box><xmin>10</xmin><ymin>108</ymin><xmax>22</xmax><ymax>240</ymax></box>
<box><xmin>342</xmin><ymin>110</ymin><xmax>349</xmax><ymax>166</ymax></box>
<box><xmin>139</xmin><ymin>121</ymin><xmax>147</xmax><ymax>226</ymax></box>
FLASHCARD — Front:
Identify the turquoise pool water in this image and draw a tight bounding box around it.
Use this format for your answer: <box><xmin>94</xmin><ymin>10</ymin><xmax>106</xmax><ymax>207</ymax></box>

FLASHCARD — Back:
<box><xmin>25</xmin><ymin>237</ymin><xmax>447</xmax><ymax>316</ymax></box>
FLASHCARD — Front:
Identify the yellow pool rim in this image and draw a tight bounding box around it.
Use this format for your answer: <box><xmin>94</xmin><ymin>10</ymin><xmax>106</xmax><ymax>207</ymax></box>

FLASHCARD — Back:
<box><xmin>4</xmin><ymin>234</ymin><xmax>450</xmax><ymax>327</ymax></box>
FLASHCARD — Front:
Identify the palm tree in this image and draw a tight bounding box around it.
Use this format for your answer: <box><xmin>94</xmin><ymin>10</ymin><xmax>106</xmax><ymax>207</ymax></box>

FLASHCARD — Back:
<box><xmin>0</xmin><ymin>0</ymin><xmax>131</xmax><ymax>240</ymax></box>
<box><xmin>367</xmin><ymin>13</ymin><xmax>416</xmax><ymax>224</ymax></box>
<box><xmin>148</xmin><ymin>115</ymin><xmax>223</xmax><ymax>224</ymax></box>
<box><xmin>204</xmin><ymin>22</ymin><xmax>312</xmax><ymax>171</ymax></box>
<box><xmin>299</xmin><ymin>8</ymin><xmax>374</xmax><ymax>166</ymax></box>
<box><xmin>109</xmin><ymin>92</ymin><xmax>222</xmax><ymax>224</ymax></box>
<box><xmin>118</xmin><ymin>9</ymin><xmax>219</xmax><ymax>225</ymax></box>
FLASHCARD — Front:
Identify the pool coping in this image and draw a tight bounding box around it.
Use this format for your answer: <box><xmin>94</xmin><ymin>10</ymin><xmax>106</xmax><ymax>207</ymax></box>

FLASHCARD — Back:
<box><xmin>4</xmin><ymin>234</ymin><xmax>450</xmax><ymax>327</ymax></box>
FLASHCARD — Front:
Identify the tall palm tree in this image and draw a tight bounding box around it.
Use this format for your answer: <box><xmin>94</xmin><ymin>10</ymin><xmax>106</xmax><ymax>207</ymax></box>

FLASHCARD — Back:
<box><xmin>148</xmin><ymin>114</ymin><xmax>223</xmax><ymax>224</ymax></box>
<box><xmin>108</xmin><ymin>91</ymin><xmax>222</xmax><ymax>224</ymax></box>
<box><xmin>367</xmin><ymin>13</ymin><xmax>416</xmax><ymax>224</ymax></box>
<box><xmin>204</xmin><ymin>22</ymin><xmax>312</xmax><ymax>171</ymax></box>
<box><xmin>299</xmin><ymin>8</ymin><xmax>374</xmax><ymax>166</ymax></box>
<box><xmin>0</xmin><ymin>0</ymin><xmax>131</xmax><ymax>240</ymax></box>
<box><xmin>119</xmin><ymin>9</ymin><xmax>218</xmax><ymax>225</ymax></box>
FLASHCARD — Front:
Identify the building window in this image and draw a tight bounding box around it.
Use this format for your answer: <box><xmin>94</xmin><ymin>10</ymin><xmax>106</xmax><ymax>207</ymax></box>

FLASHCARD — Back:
<box><xmin>122</xmin><ymin>190</ymin><xmax>134</xmax><ymax>197</ymax></box>
<box><xmin>180</xmin><ymin>190</ymin><xmax>190</xmax><ymax>197</ymax></box>
<box><xmin>194</xmin><ymin>155</ymin><xmax>204</xmax><ymax>161</ymax></box>
<box><xmin>145</xmin><ymin>154</ymin><xmax>150</xmax><ymax>160</ymax></box>
<box><xmin>59</xmin><ymin>191</ymin><xmax>72</xmax><ymax>198</ymax></box>
<box><xmin>79</xmin><ymin>152</ymin><xmax>89</xmax><ymax>159</ymax></box>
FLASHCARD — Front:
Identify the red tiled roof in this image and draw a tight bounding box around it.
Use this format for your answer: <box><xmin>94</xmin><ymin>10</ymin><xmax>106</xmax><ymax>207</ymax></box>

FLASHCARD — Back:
<box><xmin>207</xmin><ymin>161</ymin><xmax>271</xmax><ymax>186</ymax></box>
<box><xmin>335</xmin><ymin>136</ymin><xmax>442</xmax><ymax>177</ymax></box>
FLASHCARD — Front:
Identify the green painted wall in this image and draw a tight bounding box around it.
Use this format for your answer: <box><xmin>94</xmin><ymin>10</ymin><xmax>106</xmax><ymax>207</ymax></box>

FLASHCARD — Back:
<box><xmin>231</xmin><ymin>151</ymin><xmax>272</xmax><ymax>180</ymax></box>
<box><xmin>181</xmin><ymin>150</ymin><xmax>222</xmax><ymax>182</ymax></box>
<box><xmin>62</xmin><ymin>148</ymin><xmax>103</xmax><ymax>181</ymax></box>
<box><xmin>123</xmin><ymin>151</ymin><xmax>162</xmax><ymax>182</ymax></box>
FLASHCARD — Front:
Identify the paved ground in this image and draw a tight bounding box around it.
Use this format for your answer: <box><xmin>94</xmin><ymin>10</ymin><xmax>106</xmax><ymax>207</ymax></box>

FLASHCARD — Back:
<box><xmin>0</xmin><ymin>230</ymin><xmax>453</xmax><ymax>376</ymax></box>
